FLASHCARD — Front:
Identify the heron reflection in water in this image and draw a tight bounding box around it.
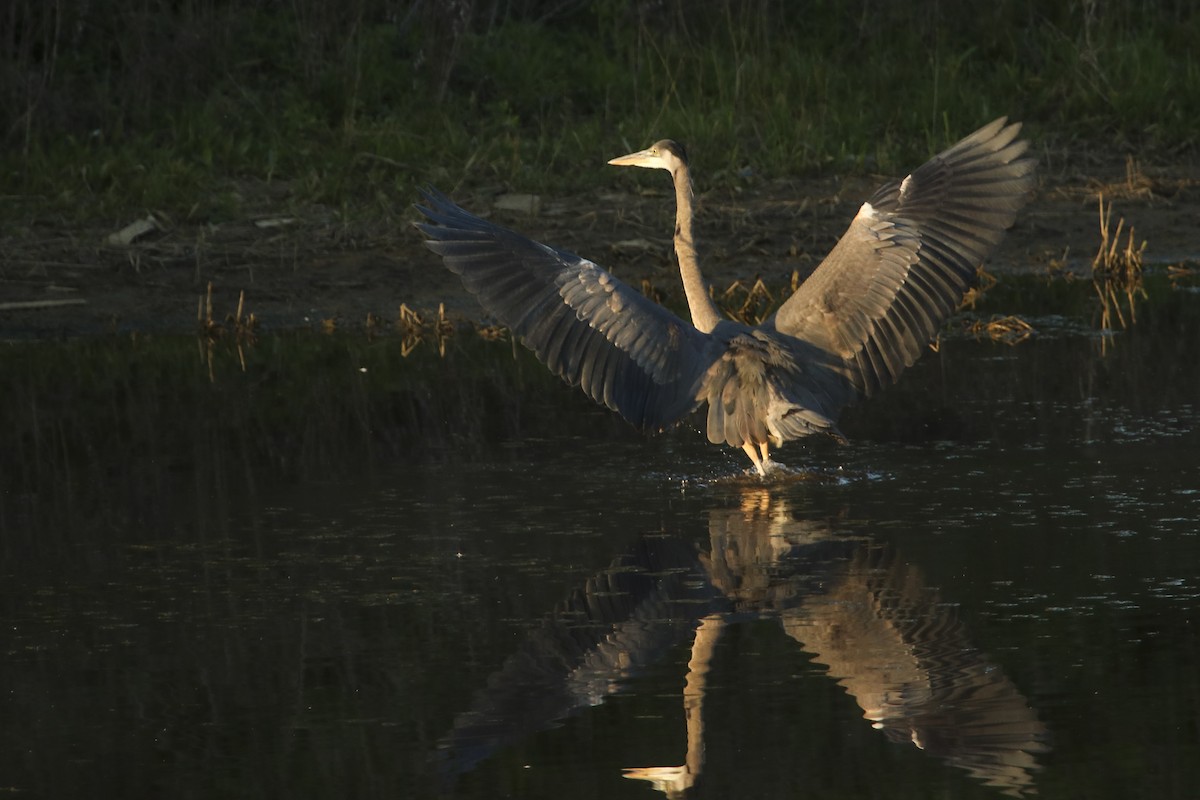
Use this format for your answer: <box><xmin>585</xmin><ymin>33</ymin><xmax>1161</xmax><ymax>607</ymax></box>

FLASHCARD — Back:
<box><xmin>417</xmin><ymin>119</ymin><xmax>1035</xmax><ymax>474</ymax></box>
<box><xmin>436</xmin><ymin>491</ymin><xmax>1050</xmax><ymax>798</ymax></box>
<box><xmin>698</xmin><ymin>491</ymin><xmax>1051</xmax><ymax>798</ymax></box>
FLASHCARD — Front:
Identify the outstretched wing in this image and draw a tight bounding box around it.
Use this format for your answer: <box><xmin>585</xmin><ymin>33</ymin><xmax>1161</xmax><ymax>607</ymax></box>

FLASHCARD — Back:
<box><xmin>415</xmin><ymin>189</ymin><xmax>715</xmax><ymax>431</ymax></box>
<box><xmin>772</xmin><ymin>118</ymin><xmax>1036</xmax><ymax>397</ymax></box>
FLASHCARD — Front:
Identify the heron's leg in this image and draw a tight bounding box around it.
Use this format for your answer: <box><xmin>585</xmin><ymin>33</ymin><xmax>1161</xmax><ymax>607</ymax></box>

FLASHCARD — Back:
<box><xmin>741</xmin><ymin>442</ymin><xmax>766</xmax><ymax>476</ymax></box>
<box><xmin>757</xmin><ymin>441</ymin><xmax>770</xmax><ymax>465</ymax></box>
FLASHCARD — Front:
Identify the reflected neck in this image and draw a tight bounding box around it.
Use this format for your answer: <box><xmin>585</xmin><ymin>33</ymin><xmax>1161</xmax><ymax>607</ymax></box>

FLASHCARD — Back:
<box><xmin>672</xmin><ymin>164</ymin><xmax>720</xmax><ymax>333</ymax></box>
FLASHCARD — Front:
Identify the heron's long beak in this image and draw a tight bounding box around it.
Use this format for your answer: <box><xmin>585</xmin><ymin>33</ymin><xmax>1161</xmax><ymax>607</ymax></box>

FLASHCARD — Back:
<box><xmin>607</xmin><ymin>148</ymin><xmax>661</xmax><ymax>169</ymax></box>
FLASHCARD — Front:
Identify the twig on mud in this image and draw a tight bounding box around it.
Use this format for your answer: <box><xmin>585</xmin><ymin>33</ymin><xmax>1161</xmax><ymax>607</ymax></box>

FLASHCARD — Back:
<box><xmin>0</xmin><ymin>298</ymin><xmax>88</xmax><ymax>311</ymax></box>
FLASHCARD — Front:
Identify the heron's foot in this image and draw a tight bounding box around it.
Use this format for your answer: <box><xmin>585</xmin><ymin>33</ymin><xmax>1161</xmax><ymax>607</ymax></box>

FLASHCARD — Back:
<box><xmin>760</xmin><ymin>458</ymin><xmax>784</xmax><ymax>474</ymax></box>
<box><xmin>741</xmin><ymin>442</ymin><xmax>792</xmax><ymax>477</ymax></box>
<box><xmin>757</xmin><ymin>459</ymin><xmax>787</xmax><ymax>476</ymax></box>
<box><xmin>741</xmin><ymin>458</ymin><xmax>787</xmax><ymax>478</ymax></box>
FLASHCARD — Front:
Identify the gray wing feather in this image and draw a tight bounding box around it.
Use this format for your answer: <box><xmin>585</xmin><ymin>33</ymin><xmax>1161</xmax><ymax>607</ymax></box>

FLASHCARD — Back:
<box><xmin>415</xmin><ymin>190</ymin><xmax>714</xmax><ymax>431</ymax></box>
<box><xmin>773</xmin><ymin>118</ymin><xmax>1036</xmax><ymax>397</ymax></box>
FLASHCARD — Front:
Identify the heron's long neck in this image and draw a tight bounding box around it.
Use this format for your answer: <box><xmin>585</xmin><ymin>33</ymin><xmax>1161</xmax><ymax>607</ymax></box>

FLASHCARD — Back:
<box><xmin>672</xmin><ymin>163</ymin><xmax>720</xmax><ymax>333</ymax></box>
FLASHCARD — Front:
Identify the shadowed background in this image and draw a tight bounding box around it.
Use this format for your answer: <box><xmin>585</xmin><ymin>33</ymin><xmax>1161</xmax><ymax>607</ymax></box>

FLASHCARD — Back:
<box><xmin>2</xmin><ymin>0</ymin><xmax>1197</xmax><ymax>222</ymax></box>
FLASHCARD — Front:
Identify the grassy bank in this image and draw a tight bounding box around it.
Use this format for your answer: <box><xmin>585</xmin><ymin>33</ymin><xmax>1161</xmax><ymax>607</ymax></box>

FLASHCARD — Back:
<box><xmin>2</xmin><ymin>0</ymin><xmax>1197</xmax><ymax>224</ymax></box>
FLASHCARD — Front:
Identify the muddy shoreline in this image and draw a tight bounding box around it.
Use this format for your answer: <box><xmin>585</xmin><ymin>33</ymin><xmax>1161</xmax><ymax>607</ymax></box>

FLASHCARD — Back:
<box><xmin>2</xmin><ymin>159</ymin><xmax>1196</xmax><ymax>339</ymax></box>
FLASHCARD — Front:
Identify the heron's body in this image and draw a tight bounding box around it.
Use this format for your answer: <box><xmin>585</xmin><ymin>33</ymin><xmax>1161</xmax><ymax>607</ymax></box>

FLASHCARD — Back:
<box><xmin>417</xmin><ymin>119</ymin><xmax>1035</xmax><ymax>474</ymax></box>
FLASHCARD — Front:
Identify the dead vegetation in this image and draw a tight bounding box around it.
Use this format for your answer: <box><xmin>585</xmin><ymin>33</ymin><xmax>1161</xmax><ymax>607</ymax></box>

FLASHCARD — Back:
<box><xmin>1091</xmin><ymin>194</ymin><xmax>1148</xmax><ymax>336</ymax></box>
<box><xmin>1085</xmin><ymin>155</ymin><xmax>1159</xmax><ymax>202</ymax></box>
<box><xmin>397</xmin><ymin>302</ymin><xmax>455</xmax><ymax>357</ymax></box>
<box><xmin>965</xmin><ymin>314</ymin><xmax>1035</xmax><ymax>345</ymax></box>
<box><xmin>197</xmin><ymin>282</ymin><xmax>257</xmax><ymax>379</ymax></box>
<box><xmin>959</xmin><ymin>267</ymin><xmax>999</xmax><ymax>310</ymax></box>
<box><xmin>1167</xmin><ymin>263</ymin><xmax>1196</xmax><ymax>289</ymax></box>
<box><xmin>717</xmin><ymin>277</ymin><xmax>777</xmax><ymax>325</ymax></box>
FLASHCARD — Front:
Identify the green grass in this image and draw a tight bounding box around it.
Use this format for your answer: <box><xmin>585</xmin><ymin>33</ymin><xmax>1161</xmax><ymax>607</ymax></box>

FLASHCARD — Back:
<box><xmin>2</xmin><ymin>0</ymin><xmax>1198</xmax><ymax>225</ymax></box>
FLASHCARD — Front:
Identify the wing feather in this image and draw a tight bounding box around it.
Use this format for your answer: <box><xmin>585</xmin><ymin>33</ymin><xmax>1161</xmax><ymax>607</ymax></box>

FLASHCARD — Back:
<box><xmin>416</xmin><ymin>189</ymin><xmax>715</xmax><ymax>431</ymax></box>
<box><xmin>773</xmin><ymin>118</ymin><xmax>1036</xmax><ymax>397</ymax></box>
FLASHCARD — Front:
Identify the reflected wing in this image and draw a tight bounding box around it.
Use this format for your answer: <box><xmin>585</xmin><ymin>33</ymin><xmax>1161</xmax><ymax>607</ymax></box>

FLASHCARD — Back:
<box><xmin>784</xmin><ymin>545</ymin><xmax>1050</xmax><ymax>798</ymax></box>
<box><xmin>436</xmin><ymin>535</ymin><xmax>722</xmax><ymax>781</ymax></box>
<box><xmin>773</xmin><ymin>118</ymin><xmax>1036</xmax><ymax>397</ymax></box>
<box><xmin>416</xmin><ymin>190</ymin><xmax>714</xmax><ymax>431</ymax></box>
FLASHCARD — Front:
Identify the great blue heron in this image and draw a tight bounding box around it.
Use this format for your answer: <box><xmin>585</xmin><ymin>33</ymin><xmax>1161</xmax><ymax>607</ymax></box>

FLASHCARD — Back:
<box><xmin>416</xmin><ymin>118</ymin><xmax>1035</xmax><ymax>474</ymax></box>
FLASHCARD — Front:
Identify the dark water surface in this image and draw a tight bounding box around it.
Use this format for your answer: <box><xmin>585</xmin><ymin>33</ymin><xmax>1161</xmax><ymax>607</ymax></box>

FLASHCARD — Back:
<box><xmin>2</xmin><ymin>278</ymin><xmax>1198</xmax><ymax>799</ymax></box>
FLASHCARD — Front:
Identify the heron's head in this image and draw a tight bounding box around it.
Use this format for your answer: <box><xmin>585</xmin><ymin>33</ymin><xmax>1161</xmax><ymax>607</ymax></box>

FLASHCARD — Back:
<box><xmin>607</xmin><ymin>139</ymin><xmax>688</xmax><ymax>173</ymax></box>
